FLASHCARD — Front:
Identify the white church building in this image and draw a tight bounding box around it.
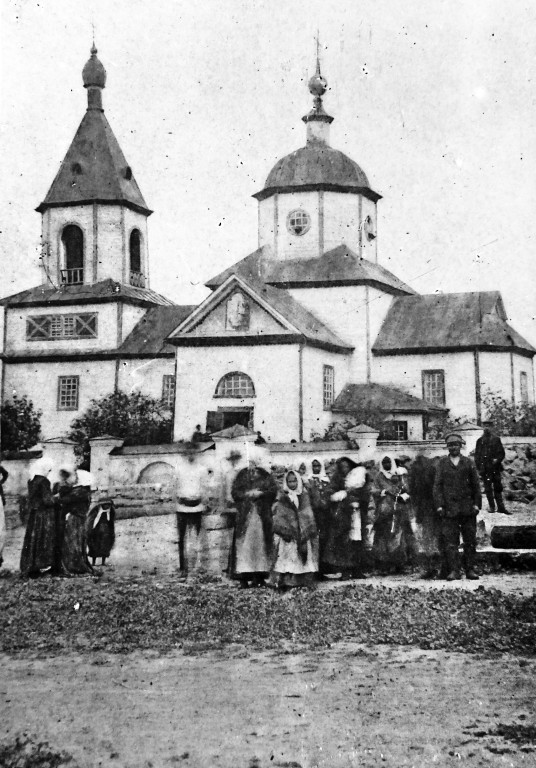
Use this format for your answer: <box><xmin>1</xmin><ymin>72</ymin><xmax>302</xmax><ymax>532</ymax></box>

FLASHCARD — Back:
<box><xmin>1</xmin><ymin>47</ymin><xmax>534</xmax><ymax>444</ymax></box>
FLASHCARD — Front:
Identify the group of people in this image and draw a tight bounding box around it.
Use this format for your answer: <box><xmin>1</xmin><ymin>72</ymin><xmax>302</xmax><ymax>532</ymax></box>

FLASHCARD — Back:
<box><xmin>175</xmin><ymin>425</ymin><xmax>507</xmax><ymax>588</ymax></box>
<box><xmin>19</xmin><ymin>458</ymin><xmax>115</xmax><ymax>578</ymax></box>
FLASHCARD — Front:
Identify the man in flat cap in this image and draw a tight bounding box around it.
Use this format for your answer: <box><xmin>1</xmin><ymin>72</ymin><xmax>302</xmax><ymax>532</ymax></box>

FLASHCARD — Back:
<box><xmin>475</xmin><ymin>420</ymin><xmax>510</xmax><ymax>515</ymax></box>
<box><xmin>433</xmin><ymin>433</ymin><xmax>482</xmax><ymax>580</ymax></box>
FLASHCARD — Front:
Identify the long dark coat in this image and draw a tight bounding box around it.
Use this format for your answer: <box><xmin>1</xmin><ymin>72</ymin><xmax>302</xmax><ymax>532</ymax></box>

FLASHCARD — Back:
<box><xmin>322</xmin><ymin>458</ymin><xmax>363</xmax><ymax>570</ymax></box>
<box><xmin>475</xmin><ymin>433</ymin><xmax>505</xmax><ymax>476</ymax></box>
<box><xmin>408</xmin><ymin>455</ymin><xmax>437</xmax><ymax>525</ymax></box>
<box><xmin>20</xmin><ymin>475</ymin><xmax>57</xmax><ymax>576</ymax></box>
<box><xmin>433</xmin><ymin>455</ymin><xmax>482</xmax><ymax>518</ymax></box>
<box><xmin>87</xmin><ymin>500</ymin><xmax>116</xmax><ymax>560</ymax></box>
<box><xmin>57</xmin><ymin>485</ymin><xmax>94</xmax><ymax>575</ymax></box>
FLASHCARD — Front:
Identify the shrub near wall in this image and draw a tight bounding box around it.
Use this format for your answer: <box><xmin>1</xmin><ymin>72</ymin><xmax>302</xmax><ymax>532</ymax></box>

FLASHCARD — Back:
<box><xmin>501</xmin><ymin>441</ymin><xmax>536</xmax><ymax>505</ymax></box>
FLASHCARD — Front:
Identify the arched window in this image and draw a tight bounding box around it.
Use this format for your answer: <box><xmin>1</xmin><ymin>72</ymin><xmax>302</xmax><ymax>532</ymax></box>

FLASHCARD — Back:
<box><xmin>61</xmin><ymin>225</ymin><xmax>84</xmax><ymax>284</ymax></box>
<box><xmin>215</xmin><ymin>372</ymin><xmax>255</xmax><ymax>398</ymax></box>
<box><xmin>130</xmin><ymin>229</ymin><xmax>142</xmax><ymax>273</ymax></box>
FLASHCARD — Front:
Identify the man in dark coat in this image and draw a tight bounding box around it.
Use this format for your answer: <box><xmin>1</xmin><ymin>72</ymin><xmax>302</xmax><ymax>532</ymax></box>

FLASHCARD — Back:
<box><xmin>474</xmin><ymin>421</ymin><xmax>510</xmax><ymax>515</ymax></box>
<box><xmin>433</xmin><ymin>433</ymin><xmax>482</xmax><ymax>581</ymax></box>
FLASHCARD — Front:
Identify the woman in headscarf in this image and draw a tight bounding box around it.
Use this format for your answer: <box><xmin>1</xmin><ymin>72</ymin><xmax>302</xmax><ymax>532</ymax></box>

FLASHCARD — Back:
<box><xmin>372</xmin><ymin>454</ymin><xmax>402</xmax><ymax>574</ymax></box>
<box><xmin>409</xmin><ymin>454</ymin><xmax>440</xmax><ymax>578</ymax></box>
<box><xmin>230</xmin><ymin>451</ymin><xmax>278</xmax><ymax>588</ymax></box>
<box><xmin>305</xmin><ymin>457</ymin><xmax>331</xmax><ymax>574</ymax></box>
<box><xmin>323</xmin><ymin>456</ymin><xmax>366</xmax><ymax>580</ymax></box>
<box><xmin>270</xmin><ymin>469</ymin><xmax>318</xmax><ymax>590</ymax></box>
<box><xmin>87</xmin><ymin>498</ymin><xmax>116</xmax><ymax>566</ymax></box>
<box><xmin>20</xmin><ymin>458</ymin><xmax>57</xmax><ymax>577</ymax></box>
<box><xmin>55</xmin><ymin>466</ymin><xmax>94</xmax><ymax>575</ymax></box>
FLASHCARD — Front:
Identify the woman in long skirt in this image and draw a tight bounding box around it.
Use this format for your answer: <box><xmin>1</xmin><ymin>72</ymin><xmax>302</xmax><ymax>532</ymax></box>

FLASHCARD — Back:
<box><xmin>87</xmin><ymin>499</ymin><xmax>116</xmax><ymax>566</ymax></box>
<box><xmin>270</xmin><ymin>470</ymin><xmax>318</xmax><ymax>590</ymax></box>
<box><xmin>305</xmin><ymin>457</ymin><xmax>331</xmax><ymax>575</ymax></box>
<box><xmin>56</xmin><ymin>467</ymin><xmax>94</xmax><ymax>576</ymax></box>
<box><xmin>372</xmin><ymin>454</ymin><xmax>402</xmax><ymax>574</ymax></box>
<box><xmin>323</xmin><ymin>456</ymin><xmax>364</xmax><ymax>580</ymax></box>
<box><xmin>230</xmin><ymin>456</ymin><xmax>278</xmax><ymax>588</ymax></box>
<box><xmin>20</xmin><ymin>458</ymin><xmax>57</xmax><ymax>577</ymax></box>
<box><xmin>409</xmin><ymin>454</ymin><xmax>441</xmax><ymax>578</ymax></box>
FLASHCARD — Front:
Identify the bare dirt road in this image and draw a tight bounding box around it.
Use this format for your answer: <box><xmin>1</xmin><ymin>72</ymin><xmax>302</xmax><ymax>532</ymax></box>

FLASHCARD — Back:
<box><xmin>2</xmin><ymin>643</ymin><xmax>535</xmax><ymax>768</ymax></box>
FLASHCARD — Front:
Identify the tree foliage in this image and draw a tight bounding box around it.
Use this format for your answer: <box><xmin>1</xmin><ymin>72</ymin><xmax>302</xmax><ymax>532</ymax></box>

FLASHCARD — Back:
<box><xmin>0</xmin><ymin>394</ymin><xmax>42</xmax><ymax>452</ymax></box>
<box><xmin>69</xmin><ymin>390</ymin><xmax>173</xmax><ymax>467</ymax></box>
<box><xmin>482</xmin><ymin>390</ymin><xmax>536</xmax><ymax>436</ymax></box>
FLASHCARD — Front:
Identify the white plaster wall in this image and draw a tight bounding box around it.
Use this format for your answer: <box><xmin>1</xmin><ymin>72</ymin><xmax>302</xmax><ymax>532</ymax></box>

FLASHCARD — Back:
<box><xmin>117</xmin><ymin>357</ymin><xmax>175</xmax><ymax>399</ymax></box>
<box><xmin>44</xmin><ymin>205</ymin><xmax>94</xmax><ymax>284</ymax></box>
<box><xmin>3</xmin><ymin>359</ymin><xmax>116</xmax><ymax>438</ymax></box>
<box><xmin>258</xmin><ymin>195</ymin><xmax>275</xmax><ymax>253</ymax></box>
<box><xmin>301</xmin><ymin>346</ymin><xmax>351</xmax><ymax>440</ymax></box>
<box><xmin>121</xmin><ymin>304</ymin><xmax>148</xmax><ymax>342</ymax></box>
<box><xmin>479</xmin><ymin>351</ymin><xmax>535</xmax><ymax>409</ymax></box>
<box><xmin>173</xmin><ymin>345</ymin><xmax>300</xmax><ymax>442</ymax></box>
<box><xmin>368</xmin><ymin>288</ymin><xmax>396</xmax><ymax>351</ymax></box>
<box><xmin>361</xmin><ymin>196</ymin><xmax>378</xmax><ymax>263</ymax></box>
<box><xmin>371</xmin><ymin>351</ymin><xmax>477</xmax><ymax>420</ymax></box>
<box><xmin>275</xmin><ymin>191</ymin><xmax>320</xmax><ymax>260</ymax></box>
<box><xmin>289</xmin><ymin>285</ymin><xmax>368</xmax><ymax>382</ymax></box>
<box><xmin>96</xmin><ymin>206</ymin><xmax>126</xmax><ymax>283</ymax></box>
<box><xmin>323</xmin><ymin>192</ymin><xmax>361</xmax><ymax>254</ymax></box>
<box><xmin>5</xmin><ymin>303</ymin><xmax>119</xmax><ymax>353</ymax></box>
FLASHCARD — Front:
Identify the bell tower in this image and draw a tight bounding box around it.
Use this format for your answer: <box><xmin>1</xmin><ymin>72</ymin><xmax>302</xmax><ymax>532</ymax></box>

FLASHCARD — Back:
<box><xmin>36</xmin><ymin>45</ymin><xmax>153</xmax><ymax>289</ymax></box>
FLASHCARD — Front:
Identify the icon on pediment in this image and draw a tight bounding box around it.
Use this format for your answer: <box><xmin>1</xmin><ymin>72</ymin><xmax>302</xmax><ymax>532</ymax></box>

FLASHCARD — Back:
<box><xmin>226</xmin><ymin>291</ymin><xmax>250</xmax><ymax>331</ymax></box>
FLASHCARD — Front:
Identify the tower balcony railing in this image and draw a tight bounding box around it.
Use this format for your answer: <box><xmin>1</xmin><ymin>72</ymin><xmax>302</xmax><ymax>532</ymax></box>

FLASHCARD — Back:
<box><xmin>60</xmin><ymin>268</ymin><xmax>84</xmax><ymax>285</ymax></box>
<box><xmin>129</xmin><ymin>270</ymin><xmax>146</xmax><ymax>288</ymax></box>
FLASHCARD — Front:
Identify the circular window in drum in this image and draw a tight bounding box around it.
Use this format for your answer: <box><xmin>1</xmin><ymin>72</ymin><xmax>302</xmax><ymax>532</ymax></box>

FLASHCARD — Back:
<box><xmin>287</xmin><ymin>209</ymin><xmax>311</xmax><ymax>236</ymax></box>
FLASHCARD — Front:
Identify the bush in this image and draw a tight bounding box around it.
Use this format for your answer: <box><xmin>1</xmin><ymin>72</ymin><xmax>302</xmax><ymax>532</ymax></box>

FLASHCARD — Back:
<box><xmin>69</xmin><ymin>390</ymin><xmax>173</xmax><ymax>467</ymax></box>
<box><xmin>0</xmin><ymin>394</ymin><xmax>42</xmax><ymax>452</ymax></box>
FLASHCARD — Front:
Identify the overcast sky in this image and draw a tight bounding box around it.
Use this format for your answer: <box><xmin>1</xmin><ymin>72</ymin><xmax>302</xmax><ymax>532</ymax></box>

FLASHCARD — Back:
<box><xmin>1</xmin><ymin>0</ymin><xmax>536</xmax><ymax>345</ymax></box>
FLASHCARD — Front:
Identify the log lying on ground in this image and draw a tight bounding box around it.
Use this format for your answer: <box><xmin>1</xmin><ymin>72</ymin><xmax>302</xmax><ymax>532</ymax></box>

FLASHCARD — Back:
<box><xmin>491</xmin><ymin>525</ymin><xmax>536</xmax><ymax>549</ymax></box>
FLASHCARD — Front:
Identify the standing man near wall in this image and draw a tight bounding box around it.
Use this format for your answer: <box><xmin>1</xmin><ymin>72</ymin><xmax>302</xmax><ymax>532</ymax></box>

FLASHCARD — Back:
<box><xmin>174</xmin><ymin>444</ymin><xmax>208</xmax><ymax>579</ymax></box>
<box><xmin>475</xmin><ymin>421</ymin><xmax>511</xmax><ymax>515</ymax></box>
<box><xmin>433</xmin><ymin>433</ymin><xmax>482</xmax><ymax>581</ymax></box>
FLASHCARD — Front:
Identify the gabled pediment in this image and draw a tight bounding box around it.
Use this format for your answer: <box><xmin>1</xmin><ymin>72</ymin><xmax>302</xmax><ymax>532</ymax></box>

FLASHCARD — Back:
<box><xmin>168</xmin><ymin>275</ymin><xmax>299</xmax><ymax>339</ymax></box>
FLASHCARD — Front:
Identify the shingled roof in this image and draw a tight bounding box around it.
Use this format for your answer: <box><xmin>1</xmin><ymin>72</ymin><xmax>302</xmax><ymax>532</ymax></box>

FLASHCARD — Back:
<box><xmin>36</xmin><ymin>109</ymin><xmax>150</xmax><ymax>215</ymax></box>
<box><xmin>0</xmin><ymin>279</ymin><xmax>175</xmax><ymax>308</ymax></box>
<box><xmin>119</xmin><ymin>305</ymin><xmax>197</xmax><ymax>355</ymax></box>
<box><xmin>205</xmin><ymin>245</ymin><xmax>415</xmax><ymax>295</ymax></box>
<box><xmin>373</xmin><ymin>292</ymin><xmax>535</xmax><ymax>356</ymax></box>
<box><xmin>332</xmin><ymin>382</ymin><xmax>447</xmax><ymax>414</ymax></box>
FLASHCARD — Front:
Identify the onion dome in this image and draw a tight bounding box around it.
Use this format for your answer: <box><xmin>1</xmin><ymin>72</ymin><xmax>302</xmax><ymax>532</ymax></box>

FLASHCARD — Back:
<box><xmin>82</xmin><ymin>44</ymin><xmax>106</xmax><ymax>89</ymax></box>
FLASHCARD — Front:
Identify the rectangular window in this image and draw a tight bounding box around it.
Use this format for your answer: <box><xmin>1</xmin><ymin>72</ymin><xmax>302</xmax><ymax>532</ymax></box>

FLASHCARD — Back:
<box><xmin>382</xmin><ymin>420</ymin><xmax>408</xmax><ymax>441</ymax></box>
<box><xmin>162</xmin><ymin>374</ymin><xmax>176</xmax><ymax>408</ymax></box>
<box><xmin>323</xmin><ymin>365</ymin><xmax>335</xmax><ymax>410</ymax></box>
<box><xmin>520</xmin><ymin>372</ymin><xmax>529</xmax><ymax>403</ymax></box>
<box><xmin>422</xmin><ymin>369</ymin><xmax>446</xmax><ymax>406</ymax></box>
<box><xmin>26</xmin><ymin>313</ymin><xmax>98</xmax><ymax>341</ymax></box>
<box><xmin>57</xmin><ymin>376</ymin><xmax>79</xmax><ymax>411</ymax></box>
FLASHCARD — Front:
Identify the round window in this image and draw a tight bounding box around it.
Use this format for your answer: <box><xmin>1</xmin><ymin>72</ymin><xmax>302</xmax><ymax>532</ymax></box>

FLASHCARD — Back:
<box><xmin>287</xmin><ymin>209</ymin><xmax>311</xmax><ymax>236</ymax></box>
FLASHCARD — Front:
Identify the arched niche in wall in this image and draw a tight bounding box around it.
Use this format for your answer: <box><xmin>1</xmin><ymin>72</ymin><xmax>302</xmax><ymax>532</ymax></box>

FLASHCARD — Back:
<box><xmin>129</xmin><ymin>229</ymin><xmax>142</xmax><ymax>274</ymax></box>
<box><xmin>61</xmin><ymin>225</ymin><xmax>84</xmax><ymax>284</ymax></box>
<box><xmin>137</xmin><ymin>461</ymin><xmax>174</xmax><ymax>485</ymax></box>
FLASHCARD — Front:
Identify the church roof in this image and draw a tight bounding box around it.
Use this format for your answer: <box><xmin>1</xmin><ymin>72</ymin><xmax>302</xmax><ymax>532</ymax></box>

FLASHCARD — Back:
<box><xmin>373</xmin><ymin>291</ymin><xmax>535</xmax><ymax>356</ymax></box>
<box><xmin>36</xmin><ymin>109</ymin><xmax>150</xmax><ymax>215</ymax></box>
<box><xmin>0</xmin><ymin>279</ymin><xmax>174</xmax><ymax>308</ymax></box>
<box><xmin>254</xmin><ymin>145</ymin><xmax>380</xmax><ymax>202</ymax></box>
<box><xmin>205</xmin><ymin>245</ymin><xmax>415</xmax><ymax>295</ymax></box>
<box><xmin>332</xmin><ymin>382</ymin><xmax>447</xmax><ymax>415</ymax></box>
<box><xmin>168</xmin><ymin>273</ymin><xmax>352</xmax><ymax>353</ymax></box>
<box><xmin>119</xmin><ymin>305</ymin><xmax>197</xmax><ymax>355</ymax></box>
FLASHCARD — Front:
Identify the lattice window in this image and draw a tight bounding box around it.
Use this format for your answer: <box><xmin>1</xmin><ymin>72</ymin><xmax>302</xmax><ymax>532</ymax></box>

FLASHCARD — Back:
<box><xmin>215</xmin><ymin>372</ymin><xmax>255</xmax><ymax>398</ymax></box>
<box><xmin>287</xmin><ymin>209</ymin><xmax>311</xmax><ymax>236</ymax></box>
<box><xmin>383</xmin><ymin>421</ymin><xmax>408</xmax><ymax>441</ymax></box>
<box><xmin>323</xmin><ymin>365</ymin><xmax>335</xmax><ymax>410</ymax></box>
<box><xmin>26</xmin><ymin>313</ymin><xmax>97</xmax><ymax>341</ymax></box>
<box><xmin>520</xmin><ymin>372</ymin><xmax>529</xmax><ymax>404</ymax></box>
<box><xmin>57</xmin><ymin>376</ymin><xmax>79</xmax><ymax>411</ymax></box>
<box><xmin>162</xmin><ymin>375</ymin><xmax>176</xmax><ymax>408</ymax></box>
<box><xmin>422</xmin><ymin>370</ymin><xmax>445</xmax><ymax>406</ymax></box>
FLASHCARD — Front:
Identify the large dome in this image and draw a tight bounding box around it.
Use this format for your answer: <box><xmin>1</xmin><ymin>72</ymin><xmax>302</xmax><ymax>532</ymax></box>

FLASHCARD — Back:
<box><xmin>255</xmin><ymin>144</ymin><xmax>374</xmax><ymax>200</ymax></box>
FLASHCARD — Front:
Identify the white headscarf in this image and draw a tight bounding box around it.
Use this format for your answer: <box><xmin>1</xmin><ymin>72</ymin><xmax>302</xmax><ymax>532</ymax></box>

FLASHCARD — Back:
<box><xmin>345</xmin><ymin>466</ymin><xmax>367</xmax><ymax>490</ymax></box>
<box><xmin>379</xmin><ymin>454</ymin><xmax>397</xmax><ymax>480</ymax></box>
<box><xmin>283</xmin><ymin>469</ymin><xmax>303</xmax><ymax>509</ymax></box>
<box><xmin>75</xmin><ymin>469</ymin><xmax>95</xmax><ymax>488</ymax></box>
<box><xmin>29</xmin><ymin>458</ymin><xmax>54</xmax><ymax>480</ymax></box>
<box><xmin>307</xmin><ymin>456</ymin><xmax>329</xmax><ymax>483</ymax></box>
